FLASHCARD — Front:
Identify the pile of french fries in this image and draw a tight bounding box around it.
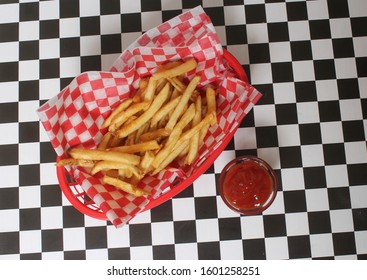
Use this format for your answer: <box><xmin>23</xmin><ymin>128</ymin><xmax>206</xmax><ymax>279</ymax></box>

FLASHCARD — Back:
<box><xmin>57</xmin><ymin>58</ymin><xmax>217</xmax><ymax>197</ymax></box>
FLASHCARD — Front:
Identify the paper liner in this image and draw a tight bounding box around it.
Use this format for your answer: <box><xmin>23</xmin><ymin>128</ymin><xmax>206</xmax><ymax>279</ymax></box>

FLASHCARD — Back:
<box><xmin>37</xmin><ymin>6</ymin><xmax>262</xmax><ymax>227</ymax></box>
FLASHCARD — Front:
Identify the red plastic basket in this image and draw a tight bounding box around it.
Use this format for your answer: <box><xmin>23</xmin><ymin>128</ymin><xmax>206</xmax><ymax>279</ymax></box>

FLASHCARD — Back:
<box><xmin>56</xmin><ymin>49</ymin><xmax>248</xmax><ymax>220</ymax></box>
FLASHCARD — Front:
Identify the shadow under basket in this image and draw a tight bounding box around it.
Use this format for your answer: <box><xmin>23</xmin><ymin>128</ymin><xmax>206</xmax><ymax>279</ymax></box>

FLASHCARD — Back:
<box><xmin>56</xmin><ymin>49</ymin><xmax>249</xmax><ymax>220</ymax></box>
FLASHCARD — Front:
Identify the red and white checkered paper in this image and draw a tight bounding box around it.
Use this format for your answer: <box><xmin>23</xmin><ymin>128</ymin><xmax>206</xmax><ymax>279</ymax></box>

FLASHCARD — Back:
<box><xmin>37</xmin><ymin>6</ymin><xmax>262</xmax><ymax>227</ymax></box>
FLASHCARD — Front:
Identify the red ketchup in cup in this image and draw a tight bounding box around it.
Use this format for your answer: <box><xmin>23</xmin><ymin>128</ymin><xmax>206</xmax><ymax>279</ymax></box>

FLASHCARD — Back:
<box><xmin>219</xmin><ymin>156</ymin><xmax>278</xmax><ymax>215</ymax></box>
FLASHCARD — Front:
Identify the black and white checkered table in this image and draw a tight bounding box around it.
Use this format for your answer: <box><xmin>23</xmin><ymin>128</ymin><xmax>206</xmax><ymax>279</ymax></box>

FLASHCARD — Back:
<box><xmin>0</xmin><ymin>0</ymin><xmax>366</xmax><ymax>260</ymax></box>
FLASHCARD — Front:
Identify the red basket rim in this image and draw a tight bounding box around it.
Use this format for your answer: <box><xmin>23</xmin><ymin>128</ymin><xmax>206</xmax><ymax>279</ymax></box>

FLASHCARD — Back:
<box><xmin>56</xmin><ymin>49</ymin><xmax>248</xmax><ymax>220</ymax></box>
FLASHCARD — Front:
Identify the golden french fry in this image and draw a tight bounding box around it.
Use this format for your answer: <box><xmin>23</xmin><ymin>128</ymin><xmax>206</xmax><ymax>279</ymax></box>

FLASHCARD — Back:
<box><xmin>177</xmin><ymin>113</ymin><xmax>214</xmax><ymax>144</ymax></box>
<box><xmin>68</xmin><ymin>148</ymin><xmax>140</xmax><ymax>165</ymax></box>
<box><xmin>98</xmin><ymin>131</ymin><xmax>113</xmax><ymax>150</ymax></box>
<box><xmin>185</xmin><ymin>96</ymin><xmax>202</xmax><ymax>165</ymax></box>
<box><xmin>102</xmin><ymin>175</ymin><xmax>150</xmax><ymax>196</ymax></box>
<box><xmin>206</xmin><ymin>86</ymin><xmax>217</xmax><ymax>126</ymax></box>
<box><xmin>109</xmin><ymin>140</ymin><xmax>160</xmax><ymax>154</ymax></box>
<box><xmin>140</xmin><ymin>151</ymin><xmax>155</xmax><ymax>173</ymax></box>
<box><xmin>101</xmin><ymin>99</ymin><xmax>133</xmax><ymax>129</ymax></box>
<box><xmin>56</xmin><ymin>158</ymin><xmax>95</xmax><ymax>167</ymax></box>
<box><xmin>152</xmin><ymin>58</ymin><xmax>197</xmax><ymax>81</ymax></box>
<box><xmin>142</xmin><ymin>77</ymin><xmax>157</xmax><ymax>102</ymax></box>
<box><xmin>109</xmin><ymin>102</ymin><xmax>149</xmax><ymax>133</ymax></box>
<box><xmin>150</xmin><ymin>95</ymin><xmax>181</xmax><ymax>128</ymax></box>
<box><xmin>91</xmin><ymin>160</ymin><xmax>143</xmax><ymax>178</ymax></box>
<box><xmin>140</xmin><ymin>128</ymin><xmax>171</xmax><ymax>142</ymax></box>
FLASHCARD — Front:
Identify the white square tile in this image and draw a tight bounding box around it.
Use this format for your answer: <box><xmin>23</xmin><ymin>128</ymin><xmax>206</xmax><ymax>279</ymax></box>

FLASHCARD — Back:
<box><xmin>348</xmin><ymin>0</ymin><xmax>367</xmax><ymax>17</ymax></box>
<box><xmin>19</xmin><ymin>21</ymin><xmax>39</xmax><ymax>41</ymax></box>
<box><xmin>0</xmin><ymin>3</ymin><xmax>19</xmax><ymax>23</ymax></box>
<box><xmin>202</xmin><ymin>0</ymin><xmax>223</xmax><ymax>8</ymax></box>
<box><xmin>273</xmin><ymin>82</ymin><xmax>296</xmax><ymax>104</ymax></box>
<box><xmin>0</xmin><ymin>42</ymin><xmax>18</xmax><ymax>62</ymax></box>
<box><xmin>41</xmin><ymin>206</ymin><xmax>63</xmax><ymax>229</ymax></box>
<box><xmin>330</xmin><ymin>209</ymin><xmax>354</xmax><ymax>233</ymax></box>
<box><xmin>39</xmin><ymin>78</ymin><xmax>60</xmax><ymax>100</ymax></box>
<box><xmin>325</xmin><ymin>165</ymin><xmax>349</xmax><ymax>188</ymax></box>
<box><xmin>0</xmin><ymin>82</ymin><xmax>18</xmax><ymax>103</ymax></box>
<box><xmin>193</xmin><ymin>174</ymin><xmax>217</xmax><ymax>197</ymax></box>
<box><xmin>39</xmin><ymin>0</ymin><xmax>59</xmax><ymax>20</ymax></box>
<box><xmin>86</xmin><ymin>249</ymin><xmax>109</xmax><ymax>260</ymax></box>
<box><xmin>63</xmin><ymin>227</ymin><xmax>86</xmax><ymax>251</ymax></box>
<box><xmin>311</xmin><ymin>39</ymin><xmax>334</xmax><ymax>60</ymax></box>
<box><xmin>316</xmin><ymin>80</ymin><xmax>339</xmax><ymax>101</ymax></box>
<box><xmin>42</xmin><ymin>251</ymin><xmax>64</xmax><ymax>260</ymax></box>
<box><xmin>296</xmin><ymin>102</ymin><xmax>320</xmax><ymax>123</ymax></box>
<box><xmin>246</xmin><ymin>23</ymin><xmax>269</xmax><ymax>44</ymax></box>
<box><xmin>40</xmin><ymin>163</ymin><xmax>58</xmax><ymax>185</ymax></box>
<box><xmin>60</xmin><ymin>57</ymin><xmax>81</xmax><ymax>78</ymax></box>
<box><xmin>320</xmin><ymin>121</ymin><xmax>344</xmax><ymax>144</ymax></box>
<box><xmin>335</xmin><ymin>58</ymin><xmax>358</xmax><ymax>79</ymax></box>
<box><xmin>226</xmin><ymin>44</ymin><xmax>249</xmax><ymax>65</ymax></box>
<box><xmin>84</xmin><ymin>215</ymin><xmax>107</xmax><ymax>227</ymax></box>
<box><xmin>216</xmin><ymin>196</ymin><xmax>241</xmax><ymax>218</ymax></box>
<box><xmin>100</xmin><ymin>14</ymin><xmax>121</xmax><ymax>35</ymax></box>
<box><xmin>121</xmin><ymin>32</ymin><xmax>142</xmax><ymax>51</ymax></box>
<box><xmin>265</xmin><ymin>2</ymin><xmax>287</xmax><ymax>23</ymax></box>
<box><xmin>80</xmin><ymin>36</ymin><xmax>101</xmax><ymax>56</ymax></box>
<box><xmin>340</xmin><ymin>99</ymin><xmax>363</xmax><ymax>121</ymax></box>
<box><xmin>0</xmin><ymin>123</ymin><xmax>18</xmax><ymax>145</ymax></box>
<box><xmin>214</xmin><ymin>150</ymin><xmax>236</xmax><ymax>173</ymax></box>
<box><xmin>288</xmin><ymin>21</ymin><xmax>310</xmax><ymax>41</ymax></box>
<box><xmin>285</xmin><ymin>212</ymin><xmax>309</xmax><ymax>236</ymax></box>
<box><xmin>79</xmin><ymin>0</ymin><xmax>100</xmax><ymax>17</ymax></box>
<box><xmin>263</xmin><ymin>191</ymin><xmax>285</xmax><ymax>215</ymax></box>
<box><xmin>355</xmin><ymin>231</ymin><xmax>367</xmax><ymax>255</ymax></box>
<box><xmin>102</xmin><ymin>53</ymin><xmax>120</xmax><ymax>71</ymax></box>
<box><xmin>172</xmin><ymin>197</ymin><xmax>195</xmax><ymax>221</ymax></box>
<box><xmin>196</xmin><ymin>219</ymin><xmax>219</xmax><ymax>242</ymax></box>
<box><xmin>0</xmin><ymin>209</ymin><xmax>19</xmax><ymax>232</ymax></box>
<box><xmin>330</xmin><ymin>18</ymin><xmax>352</xmax><ymax>39</ymax></box>
<box><xmin>174</xmin><ymin>243</ymin><xmax>198</xmax><ymax>260</ymax></box>
<box><xmin>359</xmin><ymin>77</ymin><xmax>367</xmax><ymax>99</ymax></box>
<box><xmin>19</xmin><ymin>185</ymin><xmax>40</xmax><ymax>208</ymax></box>
<box><xmin>350</xmin><ymin>186</ymin><xmax>367</xmax><ymax>208</ymax></box>
<box><xmin>142</xmin><ymin>11</ymin><xmax>162</xmax><ymax>32</ymax></box>
<box><xmin>19</xmin><ymin>60</ymin><xmax>39</xmax><ymax>81</ymax></box>
<box><xmin>20</xmin><ymin>230</ymin><xmax>42</xmax><ymax>254</ymax></box>
<box><xmin>220</xmin><ymin>240</ymin><xmax>244</xmax><ymax>260</ymax></box>
<box><xmin>121</xmin><ymin>0</ymin><xmax>141</xmax><ymax>13</ymax></box>
<box><xmin>214</xmin><ymin>26</ymin><xmax>226</xmax><ymax>46</ymax></box>
<box><xmin>130</xmin><ymin>246</ymin><xmax>153</xmax><ymax>260</ymax></box>
<box><xmin>281</xmin><ymin>168</ymin><xmax>304</xmax><ymax>191</ymax></box>
<box><xmin>353</xmin><ymin>37</ymin><xmax>367</xmax><ymax>57</ymax></box>
<box><xmin>241</xmin><ymin>215</ymin><xmax>264</xmax><ymax>239</ymax></box>
<box><xmin>18</xmin><ymin>101</ymin><xmax>39</xmax><ymax>122</ymax></box>
<box><xmin>129</xmin><ymin>209</ymin><xmax>151</xmax><ymax>224</ymax></box>
<box><xmin>292</xmin><ymin>61</ymin><xmax>315</xmax><ymax>82</ymax></box>
<box><xmin>305</xmin><ymin>188</ymin><xmax>329</xmax><ymax>212</ymax></box>
<box><xmin>301</xmin><ymin>145</ymin><xmax>325</xmax><ymax>167</ymax></box>
<box><xmin>335</xmin><ymin>254</ymin><xmax>358</xmax><ymax>260</ymax></box>
<box><xmin>60</xmin><ymin>18</ymin><xmax>80</xmax><ymax>38</ymax></box>
<box><xmin>257</xmin><ymin>147</ymin><xmax>281</xmax><ymax>170</ymax></box>
<box><xmin>234</xmin><ymin>127</ymin><xmax>257</xmax><ymax>150</ymax></box>
<box><xmin>277</xmin><ymin>125</ymin><xmax>301</xmax><ymax>147</ymax></box>
<box><xmin>249</xmin><ymin>63</ymin><xmax>273</xmax><ymax>84</ymax></box>
<box><xmin>224</xmin><ymin>5</ymin><xmax>246</xmax><ymax>25</ymax></box>
<box><xmin>253</xmin><ymin>104</ymin><xmax>277</xmax><ymax>126</ymax></box>
<box><xmin>269</xmin><ymin>42</ymin><xmax>292</xmax><ymax>63</ymax></box>
<box><xmin>345</xmin><ymin>142</ymin><xmax>367</xmax><ymax>164</ymax></box>
<box><xmin>107</xmin><ymin>224</ymin><xmax>130</xmax><ymax>248</ymax></box>
<box><xmin>151</xmin><ymin>222</ymin><xmax>175</xmax><ymax>245</ymax></box>
<box><xmin>0</xmin><ymin>166</ymin><xmax>19</xmax><ymax>187</ymax></box>
<box><xmin>39</xmin><ymin>39</ymin><xmax>60</xmax><ymax>59</ymax></box>
<box><xmin>306</xmin><ymin>0</ymin><xmax>329</xmax><ymax>20</ymax></box>
<box><xmin>265</xmin><ymin>236</ymin><xmax>289</xmax><ymax>260</ymax></box>
<box><xmin>310</xmin><ymin>233</ymin><xmax>334</xmax><ymax>258</ymax></box>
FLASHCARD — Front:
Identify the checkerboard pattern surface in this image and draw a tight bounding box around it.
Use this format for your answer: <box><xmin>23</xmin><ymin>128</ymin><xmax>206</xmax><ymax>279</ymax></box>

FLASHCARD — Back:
<box><xmin>1</xmin><ymin>0</ymin><xmax>366</xmax><ymax>260</ymax></box>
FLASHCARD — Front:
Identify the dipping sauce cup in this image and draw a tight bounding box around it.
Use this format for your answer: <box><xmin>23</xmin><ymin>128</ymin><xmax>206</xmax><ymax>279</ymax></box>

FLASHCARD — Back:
<box><xmin>219</xmin><ymin>156</ymin><xmax>278</xmax><ymax>215</ymax></box>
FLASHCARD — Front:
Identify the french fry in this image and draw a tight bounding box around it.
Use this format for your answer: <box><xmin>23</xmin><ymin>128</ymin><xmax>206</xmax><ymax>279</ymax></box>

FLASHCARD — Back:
<box><xmin>140</xmin><ymin>128</ymin><xmax>171</xmax><ymax>142</ymax></box>
<box><xmin>152</xmin><ymin>58</ymin><xmax>197</xmax><ymax>81</ymax></box>
<box><xmin>68</xmin><ymin>148</ymin><xmax>140</xmax><ymax>165</ymax></box>
<box><xmin>91</xmin><ymin>160</ymin><xmax>143</xmax><ymax>179</ymax></box>
<box><xmin>109</xmin><ymin>140</ymin><xmax>160</xmax><ymax>154</ymax></box>
<box><xmin>142</xmin><ymin>77</ymin><xmax>157</xmax><ymax>102</ymax></box>
<box><xmin>102</xmin><ymin>175</ymin><xmax>150</xmax><ymax>197</ymax></box>
<box><xmin>185</xmin><ymin>96</ymin><xmax>202</xmax><ymax>165</ymax></box>
<box><xmin>98</xmin><ymin>131</ymin><xmax>113</xmax><ymax>150</ymax></box>
<box><xmin>56</xmin><ymin>158</ymin><xmax>95</xmax><ymax>167</ymax></box>
<box><xmin>101</xmin><ymin>99</ymin><xmax>133</xmax><ymax>129</ymax></box>
<box><xmin>206</xmin><ymin>86</ymin><xmax>217</xmax><ymax>126</ymax></box>
<box><xmin>150</xmin><ymin>95</ymin><xmax>181</xmax><ymax>129</ymax></box>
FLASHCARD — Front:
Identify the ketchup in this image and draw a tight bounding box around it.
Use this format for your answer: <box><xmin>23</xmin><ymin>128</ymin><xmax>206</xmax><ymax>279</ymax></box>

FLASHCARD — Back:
<box><xmin>222</xmin><ymin>159</ymin><xmax>274</xmax><ymax>212</ymax></box>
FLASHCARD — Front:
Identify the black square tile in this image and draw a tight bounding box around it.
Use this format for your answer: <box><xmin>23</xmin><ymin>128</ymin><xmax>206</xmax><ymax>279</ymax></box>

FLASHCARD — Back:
<box><xmin>85</xmin><ymin>226</ymin><xmax>107</xmax><ymax>249</ymax></box>
<box><xmin>353</xmin><ymin>208</ymin><xmax>367</xmax><ymax>231</ymax></box>
<box><xmin>299</xmin><ymin>123</ymin><xmax>322</xmax><ymax>145</ymax></box>
<box><xmin>40</xmin><ymin>59</ymin><xmax>60</xmax><ymax>79</ymax></box>
<box><xmin>254</xmin><ymin>84</ymin><xmax>274</xmax><ymax>105</ymax></box>
<box><xmin>218</xmin><ymin>218</ymin><xmax>241</xmax><ymax>240</ymax></box>
<box><xmin>81</xmin><ymin>56</ymin><xmax>102</xmax><ymax>72</ymax></box>
<box><xmin>284</xmin><ymin>190</ymin><xmax>307</xmax><ymax>213</ymax></box>
<box><xmin>60</xmin><ymin>0</ymin><xmax>79</xmax><ymax>18</ymax></box>
<box><xmin>263</xmin><ymin>214</ymin><xmax>287</xmax><ymax>237</ymax></box>
<box><xmin>19</xmin><ymin>121</ymin><xmax>39</xmax><ymax>143</ymax></box>
<box><xmin>362</xmin><ymin>99</ymin><xmax>367</xmax><ymax>119</ymax></box>
<box><xmin>328</xmin><ymin>187</ymin><xmax>351</xmax><ymax>210</ymax></box>
<box><xmin>308</xmin><ymin>211</ymin><xmax>331</xmax><ymax>234</ymax></box>
<box><xmin>19</xmin><ymin>164</ymin><xmax>40</xmax><ymax>186</ymax></box>
<box><xmin>255</xmin><ymin>126</ymin><xmax>278</xmax><ymax>148</ymax></box>
<box><xmin>63</xmin><ymin>205</ymin><xmax>85</xmax><ymax>228</ymax></box>
<box><xmin>40</xmin><ymin>141</ymin><xmax>57</xmax><ymax>163</ymax></box>
<box><xmin>333</xmin><ymin>232</ymin><xmax>356</xmax><ymax>255</ymax></box>
<box><xmin>20</xmin><ymin>2</ymin><xmax>39</xmax><ymax>21</ymax></box>
<box><xmin>351</xmin><ymin>17</ymin><xmax>367</xmax><ymax>37</ymax></box>
<box><xmin>356</xmin><ymin>57</ymin><xmax>367</xmax><ymax>77</ymax></box>
<box><xmin>348</xmin><ymin>164</ymin><xmax>367</xmax><ymax>186</ymax></box>
<box><xmin>226</xmin><ymin>25</ymin><xmax>247</xmax><ymax>45</ymax></box>
<box><xmin>224</xmin><ymin>137</ymin><xmax>235</xmax><ymax>151</ymax></box>
<box><xmin>271</xmin><ymin>62</ymin><xmax>294</xmax><ymax>83</ymax></box>
<box><xmin>288</xmin><ymin>235</ymin><xmax>311</xmax><ymax>259</ymax></box>
<box><xmin>60</xmin><ymin>37</ymin><xmax>80</xmax><ymax>57</ymax></box>
<box><xmin>204</xmin><ymin>7</ymin><xmax>225</xmax><ymax>26</ymax></box>
<box><xmin>0</xmin><ymin>62</ymin><xmax>18</xmax><ymax>82</ymax></box>
<box><xmin>245</xmin><ymin>4</ymin><xmax>266</xmax><ymax>24</ymax></box>
<box><xmin>279</xmin><ymin>146</ymin><xmax>302</xmax><ymax>168</ymax></box>
<box><xmin>162</xmin><ymin>10</ymin><xmax>183</xmax><ymax>23</ymax></box>
<box><xmin>303</xmin><ymin>167</ymin><xmax>327</xmax><ymax>189</ymax></box>
<box><xmin>248</xmin><ymin>43</ymin><xmax>270</xmax><ymax>64</ymax></box>
<box><xmin>198</xmin><ymin>242</ymin><xmax>220</xmax><ymax>260</ymax></box>
<box><xmin>0</xmin><ymin>144</ymin><xmax>18</xmax><ymax>166</ymax></box>
<box><xmin>0</xmin><ymin>187</ymin><xmax>18</xmax><ymax>210</ymax></box>
<box><xmin>309</xmin><ymin>20</ymin><xmax>331</xmax><ymax>40</ymax></box>
<box><xmin>0</xmin><ymin>23</ymin><xmax>18</xmax><ymax>42</ymax></box>
<box><xmin>60</xmin><ymin>77</ymin><xmax>74</xmax><ymax>90</ymax></box>
<box><xmin>286</xmin><ymin>1</ymin><xmax>308</xmax><ymax>21</ymax></box>
<box><xmin>275</xmin><ymin>103</ymin><xmax>298</xmax><ymax>125</ymax></box>
<box><xmin>332</xmin><ymin>38</ymin><xmax>354</xmax><ymax>58</ymax></box>
<box><xmin>40</xmin><ymin>20</ymin><xmax>59</xmax><ymax>39</ymax></box>
<box><xmin>0</xmin><ymin>232</ymin><xmax>19</xmax><ymax>254</ymax></box>
<box><xmin>290</xmin><ymin>41</ymin><xmax>312</xmax><ymax>61</ymax></box>
<box><xmin>141</xmin><ymin>0</ymin><xmax>161</xmax><ymax>12</ymax></box>
<box><xmin>195</xmin><ymin>196</ymin><xmax>217</xmax><ymax>219</ymax></box>
<box><xmin>20</xmin><ymin>253</ymin><xmax>42</xmax><ymax>260</ymax></box>
<box><xmin>314</xmin><ymin>59</ymin><xmax>336</xmax><ymax>80</ymax></box>
<box><xmin>0</xmin><ymin>102</ymin><xmax>18</xmax><ymax>123</ymax></box>
<box><xmin>41</xmin><ymin>184</ymin><xmax>62</xmax><ymax>207</ymax></box>
<box><xmin>174</xmin><ymin>184</ymin><xmax>194</xmax><ymax>198</ymax></box>
<box><xmin>151</xmin><ymin>200</ymin><xmax>173</xmax><ymax>222</ymax></box>
<box><xmin>42</xmin><ymin>229</ymin><xmax>63</xmax><ymax>252</ymax></box>
<box><xmin>100</xmin><ymin>0</ymin><xmax>120</xmax><ymax>15</ymax></box>
<box><xmin>19</xmin><ymin>81</ymin><xmax>39</xmax><ymax>101</ymax></box>
<box><xmin>318</xmin><ymin>101</ymin><xmax>341</xmax><ymax>122</ymax></box>
<box><xmin>327</xmin><ymin>0</ymin><xmax>349</xmax><ymax>18</ymax></box>
<box><xmin>182</xmin><ymin>0</ymin><xmax>202</xmax><ymax>9</ymax></box>
<box><xmin>20</xmin><ymin>208</ymin><xmax>41</xmax><ymax>230</ymax></box>
<box><xmin>80</xmin><ymin>17</ymin><xmax>100</xmax><ymax>36</ymax></box>
<box><xmin>121</xmin><ymin>13</ymin><xmax>142</xmax><ymax>33</ymax></box>
<box><xmin>268</xmin><ymin>22</ymin><xmax>289</xmax><ymax>42</ymax></box>
<box><xmin>101</xmin><ymin>34</ymin><xmax>122</xmax><ymax>55</ymax></box>
<box><xmin>108</xmin><ymin>248</ymin><xmax>130</xmax><ymax>260</ymax></box>
<box><xmin>342</xmin><ymin>120</ymin><xmax>365</xmax><ymax>142</ymax></box>
<box><xmin>153</xmin><ymin>245</ymin><xmax>175</xmax><ymax>260</ymax></box>
<box><xmin>19</xmin><ymin>41</ymin><xmax>39</xmax><ymax>60</ymax></box>
<box><xmin>64</xmin><ymin>250</ymin><xmax>86</xmax><ymax>260</ymax></box>
<box><xmin>243</xmin><ymin>238</ymin><xmax>266</xmax><ymax>260</ymax></box>
<box><xmin>323</xmin><ymin>143</ymin><xmax>346</xmax><ymax>165</ymax></box>
<box><xmin>295</xmin><ymin>81</ymin><xmax>317</xmax><ymax>102</ymax></box>
<box><xmin>337</xmin><ymin>79</ymin><xmax>360</xmax><ymax>99</ymax></box>
<box><xmin>129</xmin><ymin>223</ymin><xmax>152</xmax><ymax>246</ymax></box>
<box><xmin>239</xmin><ymin>109</ymin><xmax>255</xmax><ymax>128</ymax></box>
<box><xmin>224</xmin><ymin>0</ymin><xmax>243</xmax><ymax>5</ymax></box>
<box><xmin>174</xmin><ymin>221</ymin><xmax>196</xmax><ymax>243</ymax></box>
